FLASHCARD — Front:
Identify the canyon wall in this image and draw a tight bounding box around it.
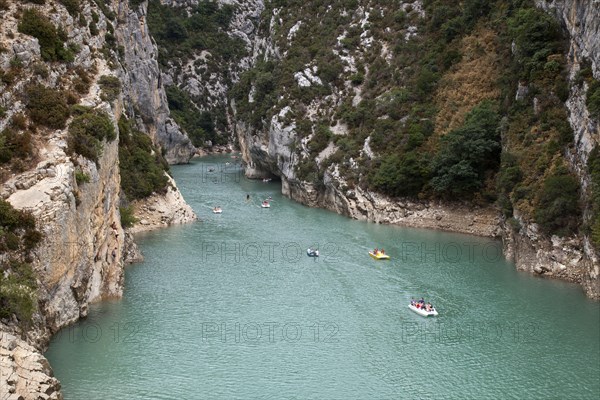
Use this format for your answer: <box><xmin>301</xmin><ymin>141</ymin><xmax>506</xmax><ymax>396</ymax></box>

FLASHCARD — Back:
<box><xmin>1</xmin><ymin>1</ymin><xmax>196</xmax><ymax>398</ymax></box>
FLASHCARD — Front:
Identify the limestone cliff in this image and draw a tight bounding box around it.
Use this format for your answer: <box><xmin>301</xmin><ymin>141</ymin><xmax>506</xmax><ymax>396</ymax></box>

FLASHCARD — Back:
<box><xmin>117</xmin><ymin>1</ymin><xmax>196</xmax><ymax>163</ymax></box>
<box><xmin>150</xmin><ymin>0</ymin><xmax>264</xmax><ymax>146</ymax></box>
<box><xmin>505</xmin><ymin>0</ymin><xmax>600</xmax><ymax>298</ymax></box>
<box><xmin>0</xmin><ymin>1</ymin><xmax>196</xmax><ymax>399</ymax></box>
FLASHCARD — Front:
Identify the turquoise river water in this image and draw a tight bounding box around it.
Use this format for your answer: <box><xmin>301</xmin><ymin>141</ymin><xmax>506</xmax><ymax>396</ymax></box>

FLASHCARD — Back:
<box><xmin>46</xmin><ymin>156</ymin><xmax>600</xmax><ymax>399</ymax></box>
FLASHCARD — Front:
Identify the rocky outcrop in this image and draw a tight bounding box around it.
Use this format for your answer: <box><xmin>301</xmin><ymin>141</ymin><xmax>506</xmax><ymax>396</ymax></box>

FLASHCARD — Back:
<box><xmin>0</xmin><ymin>326</ymin><xmax>62</xmax><ymax>400</ymax></box>
<box><xmin>503</xmin><ymin>213</ymin><xmax>596</xmax><ymax>293</ymax></box>
<box><xmin>116</xmin><ymin>1</ymin><xmax>195</xmax><ymax>163</ymax></box>
<box><xmin>238</xmin><ymin>105</ymin><xmax>501</xmax><ymax>237</ymax></box>
<box><xmin>283</xmin><ymin>177</ymin><xmax>501</xmax><ymax>237</ymax></box>
<box><xmin>128</xmin><ymin>175</ymin><xmax>197</xmax><ymax>233</ymax></box>
<box><xmin>123</xmin><ymin>232</ymin><xmax>144</xmax><ymax>264</ymax></box>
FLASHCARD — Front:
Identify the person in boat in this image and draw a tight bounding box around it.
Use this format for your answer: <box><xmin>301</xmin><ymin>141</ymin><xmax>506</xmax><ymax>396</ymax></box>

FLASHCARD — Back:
<box><xmin>381</xmin><ymin>249</ymin><xmax>385</xmax><ymax>254</ymax></box>
<box><xmin>374</xmin><ymin>248</ymin><xmax>378</xmax><ymax>254</ymax></box>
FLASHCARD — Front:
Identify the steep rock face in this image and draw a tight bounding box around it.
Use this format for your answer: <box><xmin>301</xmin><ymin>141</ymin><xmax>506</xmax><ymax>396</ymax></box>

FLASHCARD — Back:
<box><xmin>1</xmin><ymin>326</ymin><xmax>62</xmax><ymax>400</ymax></box>
<box><xmin>1</xmin><ymin>1</ymin><xmax>197</xmax><ymax>398</ymax></box>
<box><xmin>238</xmin><ymin>109</ymin><xmax>500</xmax><ymax>237</ymax></box>
<box><xmin>5</xmin><ymin>121</ymin><xmax>125</xmax><ymax>333</ymax></box>
<box><xmin>1</xmin><ymin>99</ymin><xmax>125</xmax><ymax>400</ymax></box>
<box><xmin>116</xmin><ymin>1</ymin><xmax>195</xmax><ymax>163</ymax></box>
<box><xmin>235</xmin><ymin>108</ymin><xmax>292</xmax><ymax>180</ymax></box>
<box><xmin>0</xmin><ymin>0</ymin><xmax>126</xmax><ymax>336</ymax></box>
<box><xmin>158</xmin><ymin>0</ymin><xmax>265</xmax><ymax>141</ymax></box>
<box><xmin>507</xmin><ymin>0</ymin><xmax>600</xmax><ymax>299</ymax></box>
<box><xmin>535</xmin><ymin>0</ymin><xmax>599</xmax><ymax>180</ymax></box>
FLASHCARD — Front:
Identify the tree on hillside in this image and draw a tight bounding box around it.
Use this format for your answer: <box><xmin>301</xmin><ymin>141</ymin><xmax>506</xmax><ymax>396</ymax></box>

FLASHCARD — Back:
<box><xmin>430</xmin><ymin>101</ymin><xmax>501</xmax><ymax>196</ymax></box>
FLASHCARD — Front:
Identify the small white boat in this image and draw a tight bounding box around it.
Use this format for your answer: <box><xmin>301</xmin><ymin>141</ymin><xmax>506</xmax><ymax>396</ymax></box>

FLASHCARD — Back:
<box><xmin>408</xmin><ymin>303</ymin><xmax>438</xmax><ymax>317</ymax></box>
<box><xmin>307</xmin><ymin>249</ymin><xmax>319</xmax><ymax>257</ymax></box>
<box><xmin>261</xmin><ymin>202</ymin><xmax>270</xmax><ymax>208</ymax></box>
<box><xmin>262</xmin><ymin>178</ymin><xmax>272</xmax><ymax>182</ymax></box>
<box><xmin>212</xmin><ymin>208</ymin><xmax>223</xmax><ymax>214</ymax></box>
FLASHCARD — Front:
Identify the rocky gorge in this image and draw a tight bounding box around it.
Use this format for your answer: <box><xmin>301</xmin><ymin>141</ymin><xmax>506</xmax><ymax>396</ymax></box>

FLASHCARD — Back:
<box><xmin>0</xmin><ymin>0</ymin><xmax>599</xmax><ymax>398</ymax></box>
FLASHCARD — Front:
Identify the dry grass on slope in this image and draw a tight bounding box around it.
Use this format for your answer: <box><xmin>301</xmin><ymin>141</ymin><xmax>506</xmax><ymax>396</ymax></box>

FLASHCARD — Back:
<box><xmin>434</xmin><ymin>27</ymin><xmax>503</xmax><ymax>135</ymax></box>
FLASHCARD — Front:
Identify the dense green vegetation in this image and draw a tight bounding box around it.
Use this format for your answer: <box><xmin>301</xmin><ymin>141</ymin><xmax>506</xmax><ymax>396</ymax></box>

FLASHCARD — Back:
<box><xmin>98</xmin><ymin>75</ymin><xmax>121</xmax><ymax>102</ymax></box>
<box><xmin>119</xmin><ymin>205</ymin><xmax>138</xmax><ymax>228</ymax></box>
<box><xmin>118</xmin><ymin>117</ymin><xmax>170</xmax><ymax>200</ymax></box>
<box><xmin>588</xmin><ymin>147</ymin><xmax>600</xmax><ymax>247</ymax></box>
<box><xmin>25</xmin><ymin>84</ymin><xmax>70</xmax><ymax>129</ymax></box>
<box><xmin>534</xmin><ymin>165</ymin><xmax>581</xmax><ymax>236</ymax></box>
<box><xmin>58</xmin><ymin>0</ymin><xmax>81</xmax><ymax>16</ymax></box>
<box><xmin>66</xmin><ymin>106</ymin><xmax>116</xmax><ymax>164</ymax></box>
<box><xmin>147</xmin><ymin>0</ymin><xmax>244</xmax><ymax>67</ymax></box>
<box><xmin>166</xmin><ymin>86</ymin><xmax>224</xmax><ymax>146</ymax></box>
<box><xmin>147</xmin><ymin>0</ymin><xmax>246</xmax><ymax>145</ymax></box>
<box><xmin>586</xmin><ymin>79</ymin><xmax>600</xmax><ymax>120</ymax></box>
<box><xmin>18</xmin><ymin>8</ymin><xmax>74</xmax><ymax>62</ymax></box>
<box><xmin>430</xmin><ymin>102</ymin><xmax>501</xmax><ymax>196</ymax></box>
<box><xmin>0</xmin><ymin>200</ymin><xmax>42</xmax><ymax>323</ymax></box>
<box><xmin>0</xmin><ymin>128</ymin><xmax>33</xmax><ymax>171</ymax></box>
<box><xmin>230</xmin><ymin>0</ymin><xmax>586</xmax><ymax>237</ymax></box>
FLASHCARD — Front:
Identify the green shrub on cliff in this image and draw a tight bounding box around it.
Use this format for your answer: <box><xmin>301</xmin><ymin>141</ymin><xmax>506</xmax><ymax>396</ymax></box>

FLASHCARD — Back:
<box><xmin>25</xmin><ymin>84</ymin><xmax>70</xmax><ymax>129</ymax></box>
<box><xmin>430</xmin><ymin>102</ymin><xmax>501</xmax><ymax>196</ymax></box>
<box><xmin>0</xmin><ymin>260</ymin><xmax>37</xmax><ymax>322</ymax></box>
<box><xmin>98</xmin><ymin>75</ymin><xmax>121</xmax><ymax>102</ymax></box>
<box><xmin>119</xmin><ymin>205</ymin><xmax>138</xmax><ymax>228</ymax></box>
<box><xmin>588</xmin><ymin>147</ymin><xmax>600</xmax><ymax>247</ymax></box>
<box><xmin>18</xmin><ymin>8</ymin><xmax>74</xmax><ymax>62</ymax></box>
<box><xmin>0</xmin><ymin>129</ymin><xmax>33</xmax><ymax>166</ymax></box>
<box><xmin>0</xmin><ymin>200</ymin><xmax>42</xmax><ymax>323</ymax></box>
<box><xmin>118</xmin><ymin>117</ymin><xmax>170</xmax><ymax>200</ymax></box>
<box><xmin>66</xmin><ymin>107</ymin><xmax>116</xmax><ymax>164</ymax></box>
<box><xmin>58</xmin><ymin>0</ymin><xmax>80</xmax><ymax>16</ymax></box>
<box><xmin>370</xmin><ymin>152</ymin><xmax>429</xmax><ymax>197</ymax></box>
<box><xmin>166</xmin><ymin>86</ymin><xmax>224</xmax><ymax>146</ymax></box>
<box><xmin>507</xmin><ymin>8</ymin><xmax>564</xmax><ymax>80</ymax></box>
<box><xmin>586</xmin><ymin>79</ymin><xmax>600</xmax><ymax>120</ymax></box>
<box><xmin>534</xmin><ymin>166</ymin><xmax>581</xmax><ymax>237</ymax></box>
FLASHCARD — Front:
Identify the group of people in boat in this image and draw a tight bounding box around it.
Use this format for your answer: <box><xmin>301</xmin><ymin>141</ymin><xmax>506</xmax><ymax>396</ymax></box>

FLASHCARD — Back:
<box><xmin>307</xmin><ymin>248</ymin><xmax>319</xmax><ymax>257</ymax></box>
<box><xmin>373</xmin><ymin>248</ymin><xmax>385</xmax><ymax>255</ymax></box>
<box><xmin>261</xmin><ymin>196</ymin><xmax>272</xmax><ymax>207</ymax></box>
<box><xmin>411</xmin><ymin>298</ymin><xmax>434</xmax><ymax>312</ymax></box>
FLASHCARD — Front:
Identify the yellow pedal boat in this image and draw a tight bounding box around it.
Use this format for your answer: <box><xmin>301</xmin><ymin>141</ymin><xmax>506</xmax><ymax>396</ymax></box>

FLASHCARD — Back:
<box><xmin>369</xmin><ymin>251</ymin><xmax>390</xmax><ymax>260</ymax></box>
